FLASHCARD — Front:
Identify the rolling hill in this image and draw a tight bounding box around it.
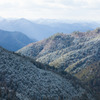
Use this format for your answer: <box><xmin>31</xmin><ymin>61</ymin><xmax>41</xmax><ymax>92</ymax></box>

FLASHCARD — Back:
<box><xmin>0</xmin><ymin>29</ymin><xmax>35</xmax><ymax>51</ymax></box>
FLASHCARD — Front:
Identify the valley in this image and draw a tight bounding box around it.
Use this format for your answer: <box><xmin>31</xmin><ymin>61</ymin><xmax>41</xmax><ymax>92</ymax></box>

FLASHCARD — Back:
<box><xmin>17</xmin><ymin>28</ymin><xmax>100</xmax><ymax>99</ymax></box>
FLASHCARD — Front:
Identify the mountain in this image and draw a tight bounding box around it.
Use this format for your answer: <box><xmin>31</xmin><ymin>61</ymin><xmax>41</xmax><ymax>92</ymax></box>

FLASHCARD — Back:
<box><xmin>0</xmin><ymin>46</ymin><xmax>96</xmax><ymax>100</ymax></box>
<box><xmin>0</xmin><ymin>29</ymin><xmax>35</xmax><ymax>51</ymax></box>
<box><xmin>74</xmin><ymin>60</ymin><xmax>100</xmax><ymax>99</ymax></box>
<box><xmin>0</xmin><ymin>18</ymin><xmax>99</xmax><ymax>40</ymax></box>
<box><xmin>17</xmin><ymin>27</ymin><xmax>100</xmax><ymax>99</ymax></box>
<box><xmin>17</xmin><ymin>28</ymin><xmax>100</xmax><ymax>61</ymax></box>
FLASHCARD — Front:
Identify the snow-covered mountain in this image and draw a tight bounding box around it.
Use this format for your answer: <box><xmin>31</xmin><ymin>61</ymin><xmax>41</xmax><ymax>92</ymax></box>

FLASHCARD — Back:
<box><xmin>0</xmin><ymin>46</ymin><xmax>96</xmax><ymax>100</ymax></box>
<box><xmin>17</xmin><ymin>27</ymin><xmax>100</xmax><ymax>99</ymax></box>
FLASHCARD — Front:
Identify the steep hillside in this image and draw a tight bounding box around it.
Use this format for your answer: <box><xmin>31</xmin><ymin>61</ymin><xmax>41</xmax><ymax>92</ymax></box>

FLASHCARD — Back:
<box><xmin>0</xmin><ymin>46</ymin><xmax>96</xmax><ymax>100</ymax></box>
<box><xmin>17</xmin><ymin>28</ymin><xmax>100</xmax><ymax>65</ymax></box>
<box><xmin>17</xmin><ymin>33</ymin><xmax>74</xmax><ymax>58</ymax></box>
<box><xmin>75</xmin><ymin>61</ymin><xmax>100</xmax><ymax>99</ymax></box>
<box><xmin>17</xmin><ymin>27</ymin><xmax>100</xmax><ymax>99</ymax></box>
<box><xmin>0</xmin><ymin>29</ymin><xmax>35</xmax><ymax>51</ymax></box>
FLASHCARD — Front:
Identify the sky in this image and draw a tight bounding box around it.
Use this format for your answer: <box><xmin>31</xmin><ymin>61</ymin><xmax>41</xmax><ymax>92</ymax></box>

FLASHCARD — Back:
<box><xmin>0</xmin><ymin>0</ymin><xmax>100</xmax><ymax>21</ymax></box>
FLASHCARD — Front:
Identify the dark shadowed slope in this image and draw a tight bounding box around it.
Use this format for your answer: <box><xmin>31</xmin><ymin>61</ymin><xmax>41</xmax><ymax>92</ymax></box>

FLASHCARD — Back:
<box><xmin>75</xmin><ymin>60</ymin><xmax>100</xmax><ymax>99</ymax></box>
<box><xmin>0</xmin><ymin>46</ymin><xmax>96</xmax><ymax>100</ymax></box>
<box><xmin>0</xmin><ymin>29</ymin><xmax>35</xmax><ymax>51</ymax></box>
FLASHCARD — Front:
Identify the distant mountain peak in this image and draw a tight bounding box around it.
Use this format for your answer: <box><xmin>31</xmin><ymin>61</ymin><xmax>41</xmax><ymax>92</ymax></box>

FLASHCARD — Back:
<box><xmin>0</xmin><ymin>29</ymin><xmax>35</xmax><ymax>51</ymax></box>
<box><xmin>0</xmin><ymin>17</ymin><xmax>99</xmax><ymax>40</ymax></box>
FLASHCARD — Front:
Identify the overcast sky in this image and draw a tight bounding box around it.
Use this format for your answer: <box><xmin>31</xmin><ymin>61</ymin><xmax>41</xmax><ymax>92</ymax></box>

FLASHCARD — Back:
<box><xmin>0</xmin><ymin>0</ymin><xmax>100</xmax><ymax>21</ymax></box>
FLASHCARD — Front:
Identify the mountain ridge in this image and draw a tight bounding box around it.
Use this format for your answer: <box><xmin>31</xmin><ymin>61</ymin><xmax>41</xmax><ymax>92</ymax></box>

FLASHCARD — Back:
<box><xmin>0</xmin><ymin>29</ymin><xmax>35</xmax><ymax>51</ymax></box>
<box><xmin>17</xmin><ymin>27</ymin><xmax>100</xmax><ymax>99</ymax></box>
<box><xmin>0</xmin><ymin>46</ymin><xmax>96</xmax><ymax>100</ymax></box>
<box><xmin>0</xmin><ymin>18</ymin><xmax>98</xmax><ymax>40</ymax></box>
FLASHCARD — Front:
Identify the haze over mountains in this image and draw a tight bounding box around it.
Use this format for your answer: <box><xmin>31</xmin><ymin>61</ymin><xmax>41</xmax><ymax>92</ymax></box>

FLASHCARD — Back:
<box><xmin>0</xmin><ymin>29</ymin><xmax>34</xmax><ymax>51</ymax></box>
<box><xmin>17</xmin><ymin>27</ymin><xmax>100</xmax><ymax>99</ymax></box>
<box><xmin>0</xmin><ymin>17</ymin><xmax>100</xmax><ymax>99</ymax></box>
<box><xmin>0</xmin><ymin>17</ymin><xmax>99</xmax><ymax>40</ymax></box>
<box><xmin>1</xmin><ymin>0</ymin><xmax>100</xmax><ymax>99</ymax></box>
